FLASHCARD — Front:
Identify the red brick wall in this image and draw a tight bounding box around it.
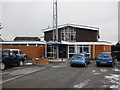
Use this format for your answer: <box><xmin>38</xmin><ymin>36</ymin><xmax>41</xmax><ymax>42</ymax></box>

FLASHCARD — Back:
<box><xmin>91</xmin><ymin>45</ymin><xmax>111</xmax><ymax>59</ymax></box>
<box><xmin>2</xmin><ymin>46</ymin><xmax>45</xmax><ymax>59</ymax></box>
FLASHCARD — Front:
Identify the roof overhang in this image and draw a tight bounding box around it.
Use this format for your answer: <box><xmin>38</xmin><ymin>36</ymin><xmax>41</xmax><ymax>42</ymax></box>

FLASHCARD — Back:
<box><xmin>0</xmin><ymin>41</ymin><xmax>45</xmax><ymax>44</ymax></box>
<box><xmin>42</xmin><ymin>23</ymin><xmax>99</xmax><ymax>32</ymax></box>
<box><xmin>46</xmin><ymin>41</ymin><xmax>112</xmax><ymax>45</ymax></box>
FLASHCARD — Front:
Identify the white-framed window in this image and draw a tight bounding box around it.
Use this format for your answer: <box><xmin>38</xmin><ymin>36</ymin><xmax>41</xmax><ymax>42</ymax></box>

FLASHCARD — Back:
<box><xmin>47</xmin><ymin>45</ymin><xmax>57</xmax><ymax>58</ymax></box>
<box><xmin>68</xmin><ymin>45</ymin><xmax>90</xmax><ymax>58</ymax></box>
<box><xmin>77</xmin><ymin>45</ymin><xmax>90</xmax><ymax>54</ymax></box>
<box><xmin>61</xmin><ymin>27</ymin><xmax>76</xmax><ymax>42</ymax></box>
<box><xmin>69</xmin><ymin>45</ymin><xmax>75</xmax><ymax>57</ymax></box>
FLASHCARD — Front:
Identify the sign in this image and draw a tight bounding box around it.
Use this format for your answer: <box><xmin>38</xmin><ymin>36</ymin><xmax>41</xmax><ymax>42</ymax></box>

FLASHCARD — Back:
<box><xmin>46</xmin><ymin>41</ymin><xmax>61</xmax><ymax>44</ymax></box>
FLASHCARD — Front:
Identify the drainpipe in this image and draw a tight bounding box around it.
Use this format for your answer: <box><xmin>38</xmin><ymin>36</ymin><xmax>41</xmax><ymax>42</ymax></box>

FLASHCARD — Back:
<box><xmin>93</xmin><ymin>42</ymin><xmax>95</xmax><ymax>60</ymax></box>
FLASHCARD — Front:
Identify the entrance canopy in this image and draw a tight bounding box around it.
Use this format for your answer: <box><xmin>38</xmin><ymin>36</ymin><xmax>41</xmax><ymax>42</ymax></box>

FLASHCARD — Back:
<box><xmin>46</xmin><ymin>40</ymin><xmax>112</xmax><ymax>45</ymax></box>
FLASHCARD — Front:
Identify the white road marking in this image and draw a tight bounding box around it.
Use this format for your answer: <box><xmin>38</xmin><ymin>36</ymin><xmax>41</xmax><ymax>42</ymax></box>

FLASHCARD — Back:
<box><xmin>0</xmin><ymin>76</ymin><xmax>22</xmax><ymax>84</ymax></box>
<box><xmin>112</xmin><ymin>68</ymin><xmax>120</xmax><ymax>72</ymax></box>
<box><xmin>1</xmin><ymin>67</ymin><xmax>46</xmax><ymax>84</ymax></box>
<box><xmin>104</xmin><ymin>74</ymin><xmax>120</xmax><ymax>88</ymax></box>
<box><xmin>92</xmin><ymin>70</ymin><xmax>101</xmax><ymax>75</ymax></box>
<box><xmin>25</xmin><ymin>63</ymin><xmax>32</xmax><ymax>65</ymax></box>
<box><xmin>74</xmin><ymin>79</ymin><xmax>90</xmax><ymax>88</ymax></box>
<box><xmin>100</xmin><ymin>69</ymin><xmax>108</xmax><ymax>72</ymax></box>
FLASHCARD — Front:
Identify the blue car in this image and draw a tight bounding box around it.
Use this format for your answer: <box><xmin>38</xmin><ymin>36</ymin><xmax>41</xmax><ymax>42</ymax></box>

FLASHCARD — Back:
<box><xmin>96</xmin><ymin>52</ymin><xmax>116</xmax><ymax>67</ymax></box>
<box><xmin>0</xmin><ymin>50</ymin><xmax>24</xmax><ymax>70</ymax></box>
<box><xmin>70</xmin><ymin>53</ymin><xmax>90</xmax><ymax>67</ymax></box>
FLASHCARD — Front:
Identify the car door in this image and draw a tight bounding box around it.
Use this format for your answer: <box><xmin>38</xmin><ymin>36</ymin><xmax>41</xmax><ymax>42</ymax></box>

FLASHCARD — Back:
<box><xmin>9</xmin><ymin>51</ymin><xmax>20</xmax><ymax>65</ymax></box>
<box><xmin>2</xmin><ymin>51</ymin><xmax>12</xmax><ymax>65</ymax></box>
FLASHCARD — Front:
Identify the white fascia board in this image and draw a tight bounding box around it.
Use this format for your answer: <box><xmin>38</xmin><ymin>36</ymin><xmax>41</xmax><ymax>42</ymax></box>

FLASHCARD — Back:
<box><xmin>43</xmin><ymin>24</ymin><xmax>99</xmax><ymax>32</ymax></box>
<box><xmin>61</xmin><ymin>41</ymin><xmax>112</xmax><ymax>45</ymax></box>
<box><xmin>0</xmin><ymin>41</ymin><xmax>45</xmax><ymax>44</ymax></box>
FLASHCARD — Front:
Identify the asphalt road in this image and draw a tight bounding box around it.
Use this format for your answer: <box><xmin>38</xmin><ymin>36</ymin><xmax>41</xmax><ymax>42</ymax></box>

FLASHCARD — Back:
<box><xmin>2</xmin><ymin>60</ymin><xmax>120</xmax><ymax>89</ymax></box>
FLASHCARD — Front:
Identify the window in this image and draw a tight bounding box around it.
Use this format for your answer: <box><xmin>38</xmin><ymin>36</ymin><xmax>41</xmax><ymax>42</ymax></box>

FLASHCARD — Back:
<box><xmin>3</xmin><ymin>52</ymin><xmax>9</xmax><ymax>57</ymax></box>
<box><xmin>69</xmin><ymin>46</ymin><xmax>75</xmax><ymax>53</ymax></box>
<box><xmin>19</xmin><ymin>44</ymin><xmax>27</xmax><ymax>46</ymax></box>
<box><xmin>47</xmin><ymin>45</ymin><xmax>57</xmax><ymax>58</ymax></box>
<box><xmin>2</xmin><ymin>44</ymin><xmax>12</xmax><ymax>46</ymax></box>
<box><xmin>29</xmin><ymin>44</ymin><xmax>36</xmax><ymax>46</ymax></box>
<box><xmin>77</xmin><ymin>45</ymin><xmax>90</xmax><ymax>53</ymax></box>
<box><xmin>83</xmin><ymin>47</ymin><xmax>89</xmax><ymax>53</ymax></box>
<box><xmin>13</xmin><ymin>51</ymin><xmax>18</xmax><ymax>54</ymax></box>
<box><xmin>98</xmin><ymin>54</ymin><xmax>111</xmax><ymax>57</ymax></box>
<box><xmin>11</xmin><ymin>44</ymin><xmax>19</xmax><ymax>46</ymax></box>
<box><xmin>61</xmin><ymin>27</ymin><xmax>76</xmax><ymax>42</ymax></box>
<box><xmin>37</xmin><ymin>44</ymin><xmax>44</xmax><ymax>46</ymax></box>
<box><xmin>72</xmin><ymin>54</ymin><xmax>83</xmax><ymax>58</ymax></box>
<box><xmin>77</xmin><ymin>47</ymin><xmax>82</xmax><ymax>53</ymax></box>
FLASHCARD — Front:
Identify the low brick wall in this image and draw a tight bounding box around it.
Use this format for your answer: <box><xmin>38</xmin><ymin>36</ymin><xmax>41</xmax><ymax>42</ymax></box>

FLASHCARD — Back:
<box><xmin>32</xmin><ymin>58</ymin><xmax>49</xmax><ymax>65</ymax></box>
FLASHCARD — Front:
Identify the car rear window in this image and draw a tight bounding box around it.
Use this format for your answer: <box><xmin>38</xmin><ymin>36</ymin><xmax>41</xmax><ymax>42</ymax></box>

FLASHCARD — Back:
<box><xmin>98</xmin><ymin>54</ymin><xmax>111</xmax><ymax>57</ymax></box>
<box><xmin>72</xmin><ymin>54</ymin><xmax>83</xmax><ymax>58</ymax></box>
<box><xmin>2</xmin><ymin>51</ymin><xmax>9</xmax><ymax>57</ymax></box>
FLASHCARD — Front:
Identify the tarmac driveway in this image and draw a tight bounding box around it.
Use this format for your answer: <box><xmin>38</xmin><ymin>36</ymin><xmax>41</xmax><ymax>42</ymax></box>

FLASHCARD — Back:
<box><xmin>1</xmin><ymin>60</ymin><xmax>120</xmax><ymax>89</ymax></box>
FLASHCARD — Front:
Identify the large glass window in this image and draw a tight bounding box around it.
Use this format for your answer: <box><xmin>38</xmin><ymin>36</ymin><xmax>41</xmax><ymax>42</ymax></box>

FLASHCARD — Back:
<box><xmin>69</xmin><ymin>46</ymin><xmax>75</xmax><ymax>53</ymax></box>
<box><xmin>47</xmin><ymin>45</ymin><xmax>57</xmax><ymax>58</ymax></box>
<box><xmin>83</xmin><ymin>47</ymin><xmax>89</xmax><ymax>53</ymax></box>
<box><xmin>77</xmin><ymin>47</ymin><xmax>82</xmax><ymax>53</ymax></box>
<box><xmin>61</xmin><ymin>27</ymin><xmax>76</xmax><ymax>42</ymax></box>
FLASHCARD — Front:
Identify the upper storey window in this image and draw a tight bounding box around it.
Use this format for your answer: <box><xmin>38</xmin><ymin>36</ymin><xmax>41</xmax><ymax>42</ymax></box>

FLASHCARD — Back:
<box><xmin>61</xmin><ymin>27</ymin><xmax>76</xmax><ymax>42</ymax></box>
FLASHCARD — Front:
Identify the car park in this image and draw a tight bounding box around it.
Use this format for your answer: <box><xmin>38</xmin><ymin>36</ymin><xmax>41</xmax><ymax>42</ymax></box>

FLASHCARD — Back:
<box><xmin>96</xmin><ymin>52</ymin><xmax>116</xmax><ymax>67</ymax></box>
<box><xmin>70</xmin><ymin>53</ymin><xmax>90</xmax><ymax>67</ymax></box>
<box><xmin>0</xmin><ymin>50</ymin><xmax>24</xmax><ymax>70</ymax></box>
<box><xmin>3</xmin><ymin>49</ymin><xmax>27</xmax><ymax>60</ymax></box>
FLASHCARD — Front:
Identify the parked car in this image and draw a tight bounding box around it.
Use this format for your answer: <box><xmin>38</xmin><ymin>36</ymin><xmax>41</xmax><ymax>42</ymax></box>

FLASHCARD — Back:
<box><xmin>3</xmin><ymin>49</ymin><xmax>27</xmax><ymax>60</ymax></box>
<box><xmin>70</xmin><ymin>53</ymin><xmax>90</xmax><ymax>67</ymax></box>
<box><xmin>0</xmin><ymin>50</ymin><xmax>24</xmax><ymax>70</ymax></box>
<box><xmin>96</xmin><ymin>52</ymin><xmax>116</xmax><ymax>67</ymax></box>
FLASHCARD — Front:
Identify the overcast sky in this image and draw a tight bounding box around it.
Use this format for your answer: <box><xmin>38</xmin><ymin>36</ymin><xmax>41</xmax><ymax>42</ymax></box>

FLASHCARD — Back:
<box><xmin>0</xmin><ymin>0</ymin><xmax>119</xmax><ymax>44</ymax></box>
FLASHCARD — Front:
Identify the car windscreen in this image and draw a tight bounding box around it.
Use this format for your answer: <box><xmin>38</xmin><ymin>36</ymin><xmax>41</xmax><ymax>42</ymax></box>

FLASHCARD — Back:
<box><xmin>98</xmin><ymin>54</ymin><xmax>111</xmax><ymax>57</ymax></box>
<box><xmin>72</xmin><ymin>54</ymin><xmax>83</xmax><ymax>58</ymax></box>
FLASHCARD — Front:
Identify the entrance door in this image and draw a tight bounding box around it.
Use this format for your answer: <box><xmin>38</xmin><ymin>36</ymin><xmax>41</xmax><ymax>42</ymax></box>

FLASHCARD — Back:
<box><xmin>59</xmin><ymin>45</ymin><xmax>67</xmax><ymax>58</ymax></box>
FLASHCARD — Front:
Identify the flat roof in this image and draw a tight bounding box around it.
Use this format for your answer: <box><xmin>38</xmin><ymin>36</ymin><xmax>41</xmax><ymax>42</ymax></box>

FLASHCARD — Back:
<box><xmin>0</xmin><ymin>41</ymin><xmax>45</xmax><ymax>44</ymax></box>
<box><xmin>0</xmin><ymin>41</ymin><xmax>112</xmax><ymax>45</ymax></box>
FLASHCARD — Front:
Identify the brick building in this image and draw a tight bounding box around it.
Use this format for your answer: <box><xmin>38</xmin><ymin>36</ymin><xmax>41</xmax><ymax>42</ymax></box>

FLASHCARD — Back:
<box><xmin>0</xmin><ymin>41</ymin><xmax>45</xmax><ymax>59</ymax></box>
<box><xmin>0</xmin><ymin>24</ymin><xmax>112</xmax><ymax>59</ymax></box>
<box><xmin>43</xmin><ymin>24</ymin><xmax>112</xmax><ymax>59</ymax></box>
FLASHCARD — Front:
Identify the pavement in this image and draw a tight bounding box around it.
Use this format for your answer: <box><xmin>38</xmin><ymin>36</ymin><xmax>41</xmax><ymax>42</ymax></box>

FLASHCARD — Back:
<box><xmin>1</xmin><ymin>59</ymin><xmax>68</xmax><ymax>84</ymax></box>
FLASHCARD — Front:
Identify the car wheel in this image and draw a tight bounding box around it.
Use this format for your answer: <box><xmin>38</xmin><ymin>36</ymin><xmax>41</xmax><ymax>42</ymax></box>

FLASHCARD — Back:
<box><xmin>24</xmin><ymin>56</ymin><xmax>27</xmax><ymax>60</ymax></box>
<box><xmin>111</xmin><ymin>63</ymin><xmax>114</xmax><ymax>67</ymax></box>
<box><xmin>96</xmin><ymin>63</ymin><xmax>99</xmax><ymax>67</ymax></box>
<box><xmin>88</xmin><ymin>61</ymin><xmax>90</xmax><ymax>64</ymax></box>
<box><xmin>70</xmin><ymin>64</ymin><xmax>74</xmax><ymax>67</ymax></box>
<box><xmin>18</xmin><ymin>60</ymin><xmax>24</xmax><ymax>66</ymax></box>
<box><xmin>0</xmin><ymin>62</ymin><xmax>6</xmax><ymax>70</ymax></box>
